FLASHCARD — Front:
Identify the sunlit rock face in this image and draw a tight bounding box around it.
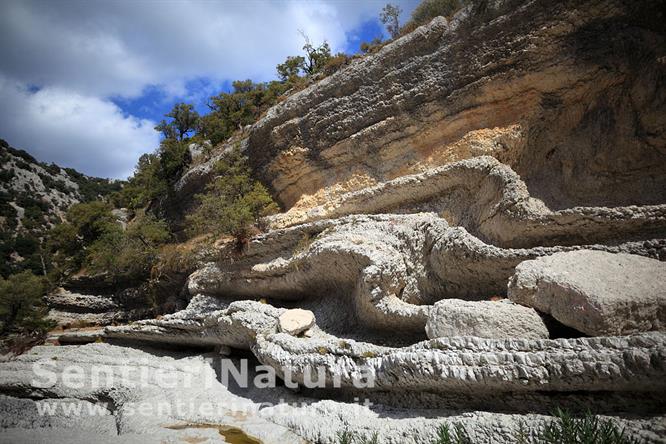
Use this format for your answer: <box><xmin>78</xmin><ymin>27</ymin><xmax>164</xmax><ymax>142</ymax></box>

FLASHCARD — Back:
<box><xmin>247</xmin><ymin>0</ymin><xmax>666</xmax><ymax>213</ymax></box>
<box><xmin>4</xmin><ymin>0</ymin><xmax>666</xmax><ymax>443</ymax></box>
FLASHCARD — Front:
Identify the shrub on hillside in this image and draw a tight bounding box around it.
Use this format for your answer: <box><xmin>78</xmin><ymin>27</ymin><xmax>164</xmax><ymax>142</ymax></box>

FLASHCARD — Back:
<box><xmin>0</xmin><ymin>271</ymin><xmax>53</xmax><ymax>335</ymax></box>
<box><xmin>113</xmin><ymin>153</ymin><xmax>168</xmax><ymax>209</ymax></box>
<box><xmin>409</xmin><ymin>0</ymin><xmax>466</xmax><ymax>27</ymax></box>
<box><xmin>199</xmin><ymin>80</ymin><xmax>291</xmax><ymax>146</ymax></box>
<box><xmin>66</xmin><ymin>201</ymin><xmax>117</xmax><ymax>244</ymax></box>
<box><xmin>158</xmin><ymin>138</ymin><xmax>191</xmax><ymax>184</ymax></box>
<box><xmin>323</xmin><ymin>53</ymin><xmax>352</xmax><ymax>76</ymax></box>
<box><xmin>186</xmin><ymin>149</ymin><xmax>278</xmax><ymax>247</ymax></box>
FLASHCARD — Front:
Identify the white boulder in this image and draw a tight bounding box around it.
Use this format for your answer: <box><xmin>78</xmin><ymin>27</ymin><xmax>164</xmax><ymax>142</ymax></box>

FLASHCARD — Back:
<box><xmin>278</xmin><ymin>309</ymin><xmax>316</xmax><ymax>335</ymax></box>
<box><xmin>425</xmin><ymin>299</ymin><xmax>549</xmax><ymax>339</ymax></box>
<box><xmin>508</xmin><ymin>250</ymin><xmax>666</xmax><ymax>336</ymax></box>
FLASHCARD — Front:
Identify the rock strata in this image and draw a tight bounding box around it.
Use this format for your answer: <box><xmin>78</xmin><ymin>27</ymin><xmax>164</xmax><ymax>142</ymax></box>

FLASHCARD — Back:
<box><xmin>247</xmin><ymin>0</ymin><xmax>666</xmax><ymax>213</ymax></box>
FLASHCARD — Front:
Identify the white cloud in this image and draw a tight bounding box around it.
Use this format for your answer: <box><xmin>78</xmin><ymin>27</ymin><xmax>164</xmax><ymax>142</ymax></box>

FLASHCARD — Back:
<box><xmin>0</xmin><ymin>0</ymin><xmax>398</xmax><ymax>97</ymax></box>
<box><xmin>0</xmin><ymin>77</ymin><xmax>159</xmax><ymax>179</ymax></box>
<box><xmin>0</xmin><ymin>0</ymin><xmax>419</xmax><ymax>178</ymax></box>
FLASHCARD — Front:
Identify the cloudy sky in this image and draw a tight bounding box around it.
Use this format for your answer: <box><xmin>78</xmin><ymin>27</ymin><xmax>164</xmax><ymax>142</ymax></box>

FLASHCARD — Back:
<box><xmin>0</xmin><ymin>0</ymin><xmax>419</xmax><ymax>179</ymax></box>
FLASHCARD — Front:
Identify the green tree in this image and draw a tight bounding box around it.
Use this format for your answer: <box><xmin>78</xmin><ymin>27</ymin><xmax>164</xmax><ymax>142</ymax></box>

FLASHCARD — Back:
<box><xmin>155</xmin><ymin>103</ymin><xmax>200</xmax><ymax>141</ymax></box>
<box><xmin>0</xmin><ymin>271</ymin><xmax>53</xmax><ymax>335</ymax></box>
<box><xmin>301</xmin><ymin>38</ymin><xmax>332</xmax><ymax>76</ymax></box>
<box><xmin>155</xmin><ymin>119</ymin><xmax>178</xmax><ymax>140</ymax></box>
<box><xmin>275</xmin><ymin>33</ymin><xmax>333</xmax><ymax>80</ymax></box>
<box><xmin>66</xmin><ymin>201</ymin><xmax>116</xmax><ymax>244</ymax></box>
<box><xmin>186</xmin><ymin>149</ymin><xmax>278</xmax><ymax>244</ymax></box>
<box><xmin>277</xmin><ymin>55</ymin><xmax>305</xmax><ymax>81</ymax></box>
<box><xmin>199</xmin><ymin>80</ymin><xmax>290</xmax><ymax>145</ymax></box>
<box><xmin>86</xmin><ymin>213</ymin><xmax>171</xmax><ymax>281</ymax></box>
<box><xmin>158</xmin><ymin>138</ymin><xmax>191</xmax><ymax>183</ymax></box>
<box><xmin>380</xmin><ymin>4</ymin><xmax>402</xmax><ymax>39</ymax></box>
<box><xmin>45</xmin><ymin>222</ymin><xmax>82</xmax><ymax>277</ymax></box>
<box><xmin>116</xmin><ymin>153</ymin><xmax>168</xmax><ymax>209</ymax></box>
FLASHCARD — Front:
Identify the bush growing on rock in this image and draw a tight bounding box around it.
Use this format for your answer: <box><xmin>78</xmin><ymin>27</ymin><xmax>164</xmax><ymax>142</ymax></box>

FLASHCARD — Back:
<box><xmin>360</xmin><ymin>37</ymin><xmax>384</xmax><ymax>54</ymax></box>
<box><xmin>85</xmin><ymin>212</ymin><xmax>171</xmax><ymax>282</ymax></box>
<box><xmin>186</xmin><ymin>149</ymin><xmax>278</xmax><ymax>246</ymax></box>
<box><xmin>323</xmin><ymin>53</ymin><xmax>352</xmax><ymax>76</ymax></box>
<box><xmin>48</xmin><ymin>202</ymin><xmax>171</xmax><ymax>283</ymax></box>
<box><xmin>199</xmin><ymin>80</ymin><xmax>291</xmax><ymax>146</ymax></box>
<box><xmin>158</xmin><ymin>138</ymin><xmax>191</xmax><ymax>184</ymax></box>
<box><xmin>408</xmin><ymin>0</ymin><xmax>466</xmax><ymax>26</ymax></box>
<box><xmin>65</xmin><ymin>201</ymin><xmax>117</xmax><ymax>244</ymax></box>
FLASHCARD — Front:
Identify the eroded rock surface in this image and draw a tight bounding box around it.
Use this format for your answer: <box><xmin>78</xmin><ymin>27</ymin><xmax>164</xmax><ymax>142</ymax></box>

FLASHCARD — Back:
<box><xmin>3</xmin><ymin>0</ymin><xmax>666</xmax><ymax>442</ymax></box>
<box><xmin>2</xmin><ymin>343</ymin><xmax>664</xmax><ymax>444</ymax></box>
<box><xmin>508</xmin><ymin>250</ymin><xmax>666</xmax><ymax>336</ymax></box>
<box><xmin>265</xmin><ymin>156</ymin><xmax>666</xmax><ymax>250</ymax></box>
<box><xmin>425</xmin><ymin>299</ymin><xmax>548</xmax><ymax>340</ymax></box>
<box><xmin>247</xmin><ymin>0</ymin><xmax>666</xmax><ymax>212</ymax></box>
<box><xmin>184</xmin><ymin>213</ymin><xmax>663</xmax><ymax>338</ymax></box>
<box><xmin>0</xmin><ymin>343</ymin><xmax>303</xmax><ymax>444</ymax></box>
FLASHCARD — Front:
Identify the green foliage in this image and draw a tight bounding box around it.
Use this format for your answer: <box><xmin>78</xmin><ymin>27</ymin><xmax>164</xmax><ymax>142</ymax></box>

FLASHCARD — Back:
<box><xmin>0</xmin><ymin>168</ymin><xmax>15</xmax><ymax>183</ymax></box>
<box><xmin>336</xmin><ymin>430</ymin><xmax>354</xmax><ymax>444</ymax></box>
<box><xmin>360</xmin><ymin>37</ymin><xmax>384</xmax><ymax>54</ymax></box>
<box><xmin>277</xmin><ymin>55</ymin><xmax>306</xmax><ymax>82</ymax></box>
<box><xmin>63</xmin><ymin>168</ymin><xmax>123</xmax><ymax>202</ymax></box>
<box><xmin>13</xmin><ymin>235</ymin><xmax>38</xmax><ymax>257</ymax></box>
<box><xmin>156</xmin><ymin>102</ymin><xmax>200</xmax><ymax>141</ymax></box>
<box><xmin>334</xmin><ymin>431</ymin><xmax>379</xmax><ymax>444</ymax></box>
<box><xmin>158</xmin><ymin>139</ymin><xmax>191</xmax><ymax>183</ymax></box>
<box><xmin>434</xmin><ymin>423</ymin><xmax>472</xmax><ymax>444</ymax></box>
<box><xmin>334</xmin><ymin>412</ymin><xmax>639</xmax><ymax>444</ymax></box>
<box><xmin>66</xmin><ymin>201</ymin><xmax>117</xmax><ymax>244</ymax></box>
<box><xmin>114</xmin><ymin>153</ymin><xmax>168</xmax><ymax>209</ymax></box>
<box><xmin>275</xmin><ymin>33</ymin><xmax>333</xmax><ymax>81</ymax></box>
<box><xmin>380</xmin><ymin>4</ymin><xmax>402</xmax><ymax>39</ymax></box>
<box><xmin>199</xmin><ymin>80</ymin><xmax>290</xmax><ymax>145</ymax></box>
<box><xmin>409</xmin><ymin>0</ymin><xmax>465</xmax><ymax>26</ymax></box>
<box><xmin>86</xmin><ymin>212</ymin><xmax>170</xmax><ymax>281</ymax></box>
<box><xmin>359</xmin><ymin>433</ymin><xmax>379</xmax><ymax>444</ymax></box>
<box><xmin>323</xmin><ymin>53</ymin><xmax>352</xmax><ymax>76</ymax></box>
<box><xmin>0</xmin><ymin>191</ymin><xmax>18</xmax><ymax>231</ymax></box>
<box><xmin>49</xmin><ymin>202</ymin><xmax>172</xmax><ymax>282</ymax></box>
<box><xmin>537</xmin><ymin>409</ymin><xmax>640</xmax><ymax>444</ymax></box>
<box><xmin>4</xmin><ymin>145</ymin><xmax>37</xmax><ymax>164</ymax></box>
<box><xmin>46</xmin><ymin>201</ymin><xmax>117</xmax><ymax>277</ymax></box>
<box><xmin>38</xmin><ymin>172</ymin><xmax>72</xmax><ymax>195</ymax></box>
<box><xmin>301</xmin><ymin>39</ymin><xmax>332</xmax><ymax>76</ymax></box>
<box><xmin>45</xmin><ymin>222</ymin><xmax>82</xmax><ymax>277</ymax></box>
<box><xmin>0</xmin><ymin>271</ymin><xmax>53</xmax><ymax>335</ymax></box>
<box><xmin>186</xmin><ymin>149</ymin><xmax>278</xmax><ymax>241</ymax></box>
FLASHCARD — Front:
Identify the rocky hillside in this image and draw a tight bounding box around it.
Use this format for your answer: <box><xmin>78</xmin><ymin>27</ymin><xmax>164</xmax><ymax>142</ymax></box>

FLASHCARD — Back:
<box><xmin>1</xmin><ymin>1</ymin><xmax>665</xmax><ymax>443</ymax></box>
<box><xmin>0</xmin><ymin>139</ymin><xmax>121</xmax><ymax>277</ymax></box>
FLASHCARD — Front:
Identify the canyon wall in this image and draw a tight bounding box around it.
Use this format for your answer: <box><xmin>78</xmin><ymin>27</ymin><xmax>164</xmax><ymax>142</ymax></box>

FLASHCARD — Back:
<box><xmin>247</xmin><ymin>0</ymin><xmax>666</xmax><ymax>212</ymax></box>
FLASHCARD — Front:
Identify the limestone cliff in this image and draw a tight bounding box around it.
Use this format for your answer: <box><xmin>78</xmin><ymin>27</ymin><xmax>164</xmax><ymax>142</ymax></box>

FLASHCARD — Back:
<box><xmin>247</xmin><ymin>0</ymin><xmax>666</xmax><ymax>213</ymax></box>
<box><xmin>2</xmin><ymin>1</ymin><xmax>666</xmax><ymax>443</ymax></box>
